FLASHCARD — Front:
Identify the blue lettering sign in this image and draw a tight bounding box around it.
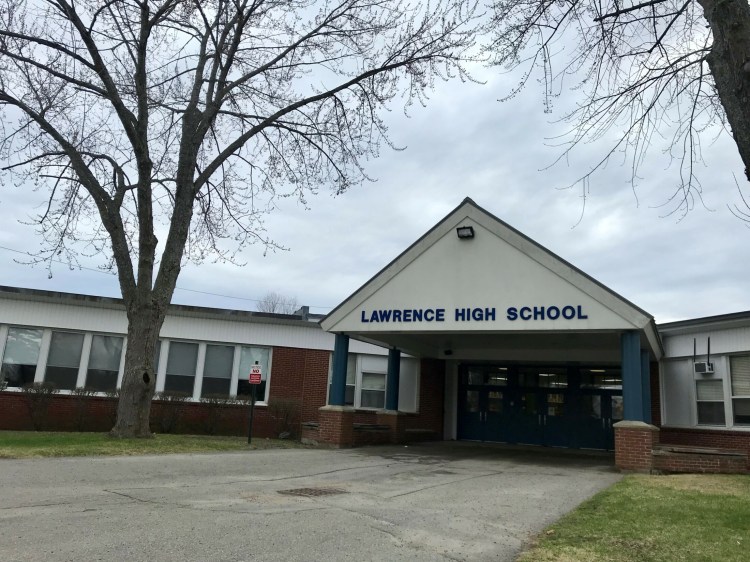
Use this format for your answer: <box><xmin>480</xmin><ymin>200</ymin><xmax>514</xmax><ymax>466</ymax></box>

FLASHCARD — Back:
<box><xmin>506</xmin><ymin>305</ymin><xmax>588</xmax><ymax>321</ymax></box>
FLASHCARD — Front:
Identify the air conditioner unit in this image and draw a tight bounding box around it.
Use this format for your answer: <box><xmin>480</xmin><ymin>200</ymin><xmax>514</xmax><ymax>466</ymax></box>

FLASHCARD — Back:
<box><xmin>694</xmin><ymin>361</ymin><xmax>714</xmax><ymax>375</ymax></box>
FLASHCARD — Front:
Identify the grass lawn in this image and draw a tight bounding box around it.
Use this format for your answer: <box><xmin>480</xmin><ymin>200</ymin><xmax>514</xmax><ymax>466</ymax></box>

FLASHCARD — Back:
<box><xmin>519</xmin><ymin>473</ymin><xmax>750</xmax><ymax>562</ymax></box>
<box><xmin>0</xmin><ymin>431</ymin><xmax>308</xmax><ymax>459</ymax></box>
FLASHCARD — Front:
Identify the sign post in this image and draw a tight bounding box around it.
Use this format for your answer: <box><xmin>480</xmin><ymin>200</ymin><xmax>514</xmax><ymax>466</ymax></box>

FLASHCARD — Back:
<box><xmin>247</xmin><ymin>362</ymin><xmax>262</xmax><ymax>444</ymax></box>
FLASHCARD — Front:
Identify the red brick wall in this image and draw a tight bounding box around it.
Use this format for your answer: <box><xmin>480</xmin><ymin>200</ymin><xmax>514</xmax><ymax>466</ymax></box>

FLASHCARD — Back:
<box><xmin>652</xmin><ymin>449</ymin><xmax>747</xmax><ymax>473</ymax></box>
<box><xmin>614</xmin><ymin>423</ymin><xmax>659</xmax><ymax>472</ymax></box>
<box><xmin>267</xmin><ymin>346</ymin><xmax>330</xmax><ymax>431</ymax></box>
<box><xmin>318</xmin><ymin>408</ymin><xmax>354</xmax><ymax>447</ymax></box>
<box><xmin>660</xmin><ymin>427</ymin><xmax>750</xmax><ymax>456</ymax></box>
<box><xmin>407</xmin><ymin>358</ymin><xmax>445</xmax><ymax>438</ymax></box>
<box><xmin>0</xmin><ymin>345</ymin><xmax>331</xmax><ymax>438</ymax></box>
<box><xmin>0</xmin><ymin>349</ymin><xmax>451</xmax><ymax>444</ymax></box>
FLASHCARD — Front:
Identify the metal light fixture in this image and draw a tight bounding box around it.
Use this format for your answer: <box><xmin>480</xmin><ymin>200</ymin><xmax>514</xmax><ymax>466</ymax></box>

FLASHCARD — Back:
<box><xmin>456</xmin><ymin>225</ymin><xmax>475</xmax><ymax>239</ymax></box>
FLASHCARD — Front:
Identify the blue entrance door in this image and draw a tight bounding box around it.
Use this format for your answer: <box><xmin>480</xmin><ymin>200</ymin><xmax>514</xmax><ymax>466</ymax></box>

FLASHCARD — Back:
<box><xmin>458</xmin><ymin>364</ymin><xmax>621</xmax><ymax>450</ymax></box>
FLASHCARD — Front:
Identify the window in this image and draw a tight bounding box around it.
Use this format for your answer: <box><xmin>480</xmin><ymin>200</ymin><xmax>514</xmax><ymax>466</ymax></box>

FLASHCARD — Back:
<box><xmin>730</xmin><ymin>356</ymin><xmax>750</xmax><ymax>426</ymax></box>
<box><xmin>581</xmin><ymin>369</ymin><xmax>622</xmax><ymax>390</ymax></box>
<box><xmin>164</xmin><ymin>341</ymin><xmax>198</xmax><ymax>395</ymax></box>
<box><xmin>202</xmin><ymin>344</ymin><xmax>234</xmax><ymax>397</ymax></box>
<box><xmin>345</xmin><ymin>355</ymin><xmax>356</xmax><ymax>405</ymax></box>
<box><xmin>237</xmin><ymin>346</ymin><xmax>270</xmax><ymax>400</ymax></box>
<box><xmin>360</xmin><ymin>372</ymin><xmax>386</xmax><ymax>408</ymax></box>
<box><xmin>328</xmin><ymin>353</ymin><xmax>418</xmax><ymax>411</ymax></box>
<box><xmin>1</xmin><ymin>327</ymin><xmax>42</xmax><ymax>387</ymax></box>
<box><xmin>696</xmin><ymin>379</ymin><xmax>726</xmax><ymax>425</ymax></box>
<box><xmin>86</xmin><ymin>335</ymin><xmax>123</xmax><ymax>392</ymax></box>
<box><xmin>45</xmin><ymin>331</ymin><xmax>84</xmax><ymax>390</ymax></box>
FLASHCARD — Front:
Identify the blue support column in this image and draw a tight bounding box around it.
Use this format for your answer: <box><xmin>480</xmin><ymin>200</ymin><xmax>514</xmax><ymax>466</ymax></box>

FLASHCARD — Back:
<box><xmin>641</xmin><ymin>349</ymin><xmax>652</xmax><ymax>424</ymax></box>
<box><xmin>329</xmin><ymin>334</ymin><xmax>350</xmax><ymax>406</ymax></box>
<box><xmin>385</xmin><ymin>348</ymin><xmax>401</xmax><ymax>411</ymax></box>
<box><xmin>621</xmin><ymin>330</ymin><xmax>645</xmax><ymax>421</ymax></box>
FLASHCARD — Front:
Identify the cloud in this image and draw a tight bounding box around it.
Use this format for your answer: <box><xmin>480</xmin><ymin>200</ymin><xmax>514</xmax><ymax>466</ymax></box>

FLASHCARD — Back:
<box><xmin>1</xmin><ymin>67</ymin><xmax>749</xmax><ymax>325</ymax></box>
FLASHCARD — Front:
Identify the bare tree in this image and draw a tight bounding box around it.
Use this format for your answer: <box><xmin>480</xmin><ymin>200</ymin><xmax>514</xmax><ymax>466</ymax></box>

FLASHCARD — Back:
<box><xmin>257</xmin><ymin>291</ymin><xmax>298</xmax><ymax>314</ymax></box>
<box><xmin>486</xmin><ymin>0</ymin><xmax>750</xmax><ymax>216</ymax></box>
<box><xmin>0</xmin><ymin>0</ymin><xmax>481</xmax><ymax>437</ymax></box>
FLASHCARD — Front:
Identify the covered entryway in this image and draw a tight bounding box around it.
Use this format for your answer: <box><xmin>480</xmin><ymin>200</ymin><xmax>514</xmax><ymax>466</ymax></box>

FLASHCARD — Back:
<box><xmin>319</xmin><ymin>198</ymin><xmax>662</xmax><ymax>450</ymax></box>
<box><xmin>457</xmin><ymin>364</ymin><xmax>623</xmax><ymax>449</ymax></box>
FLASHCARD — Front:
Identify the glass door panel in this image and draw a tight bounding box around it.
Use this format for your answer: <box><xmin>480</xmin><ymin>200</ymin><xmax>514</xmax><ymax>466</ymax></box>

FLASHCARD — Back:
<box><xmin>458</xmin><ymin>389</ymin><xmax>483</xmax><ymax>440</ymax></box>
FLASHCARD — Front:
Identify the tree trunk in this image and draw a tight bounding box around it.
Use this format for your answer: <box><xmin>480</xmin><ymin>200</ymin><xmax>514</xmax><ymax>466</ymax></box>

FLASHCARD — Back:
<box><xmin>109</xmin><ymin>302</ymin><xmax>164</xmax><ymax>438</ymax></box>
<box><xmin>698</xmin><ymin>0</ymin><xmax>750</xmax><ymax>183</ymax></box>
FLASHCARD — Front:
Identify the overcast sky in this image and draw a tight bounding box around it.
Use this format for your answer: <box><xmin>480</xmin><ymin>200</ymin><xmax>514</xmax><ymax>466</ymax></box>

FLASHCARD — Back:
<box><xmin>1</xmin><ymin>65</ymin><xmax>748</xmax><ymax>325</ymax></box>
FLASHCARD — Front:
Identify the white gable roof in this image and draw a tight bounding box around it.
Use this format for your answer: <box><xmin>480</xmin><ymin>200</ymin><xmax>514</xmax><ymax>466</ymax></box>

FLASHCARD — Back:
<box><xmin>322</xmin><ymin>198</ymin><xmax>662</xmax><ymax>358</ymax></box>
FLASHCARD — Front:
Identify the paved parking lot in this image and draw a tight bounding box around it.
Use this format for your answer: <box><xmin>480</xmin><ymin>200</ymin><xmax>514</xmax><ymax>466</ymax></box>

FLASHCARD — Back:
<box><xmin>0</xmin><ymin>442</ymin><xmax>620</xmax><ymax>561</ymax></box>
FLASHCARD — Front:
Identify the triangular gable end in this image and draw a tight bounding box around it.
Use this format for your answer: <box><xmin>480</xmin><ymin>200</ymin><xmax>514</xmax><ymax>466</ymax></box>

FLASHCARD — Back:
<box><xmin>322</xmin><ymin>198</ymin><xmax>661</xmax><ymax>357</ymax></box>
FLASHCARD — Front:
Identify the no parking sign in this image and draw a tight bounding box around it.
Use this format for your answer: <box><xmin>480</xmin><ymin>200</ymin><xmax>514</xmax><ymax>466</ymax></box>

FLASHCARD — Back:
<box><xmin>249</xmin><ymin>364</ymin><xmax>262</xmax><ymax>384</ymax></box>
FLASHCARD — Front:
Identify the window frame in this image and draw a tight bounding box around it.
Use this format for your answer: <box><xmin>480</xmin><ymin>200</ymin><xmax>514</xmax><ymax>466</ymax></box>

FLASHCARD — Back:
<box><xmin>694</xmin><ymin>378</ymin><xmax>727</xmax><ymax>426</ymax></box>
<box><xmin>729</xmin><ymin>355</ymin><xmax>750</xmax><ymax>427</ymax></box>
<box><xmin>0</xmin><ymin>325</ymin><xmax>44</xmax><ymax>388</ymax></box>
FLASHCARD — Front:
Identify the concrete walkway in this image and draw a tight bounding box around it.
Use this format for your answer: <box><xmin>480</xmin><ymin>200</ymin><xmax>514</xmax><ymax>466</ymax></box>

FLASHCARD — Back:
<box><xmin>0</xmin><ymin>442</ymin><xmax>621</xmax><ymax>561</ymax></box>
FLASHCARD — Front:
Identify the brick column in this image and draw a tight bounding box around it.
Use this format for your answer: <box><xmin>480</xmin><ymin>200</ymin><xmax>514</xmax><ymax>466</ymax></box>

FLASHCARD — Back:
<box><xmin>376</xmin><ymin>410</ymin><xmax>406</xmax><ymax>444</ymax></box>
<box><xmin>318</xmin><ymin>405</ymin><xmax>355</xmax><ymax>448</ymax></box>
<box><xmin>614</xmin><ymin>420</ymin><xmax>660</xmax><ymax>472</ymax></box>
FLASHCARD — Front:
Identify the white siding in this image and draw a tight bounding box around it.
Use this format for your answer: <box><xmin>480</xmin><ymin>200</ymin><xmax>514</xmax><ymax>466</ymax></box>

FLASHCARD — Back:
<box><xmin>661</xmin><ymin>359</ymin><xmax>695</xmax><ymax>427</ymax></box>
<box><xmin>0</xmin><ymin>295</ymin><xmax>389</xmax><ymax>355</ymax></box>
<box><xmin>663</xmin><ymin>326</ymin><xmax>750</xmax><ymax>358</ymax></box>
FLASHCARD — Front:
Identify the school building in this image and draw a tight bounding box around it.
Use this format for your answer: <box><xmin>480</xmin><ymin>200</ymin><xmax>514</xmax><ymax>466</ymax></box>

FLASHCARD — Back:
<box><xmin>1</xmin><ymin>198</ymin><xmax>749</xmax><ymax>473</ymax></box>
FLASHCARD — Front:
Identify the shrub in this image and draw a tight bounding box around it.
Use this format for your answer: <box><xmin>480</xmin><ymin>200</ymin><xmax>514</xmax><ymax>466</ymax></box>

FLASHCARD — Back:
<box><xmin>72</xmin><ymin>387</ymin><xmax>97</xmax><ymax>431</ymax></box>
<box><xmin>152</xmin><ymin>391</ymin><xmax>190</xmax><ymax>434</ymax></box>
<box><xmin>267</xmin><ymin>397</ymin><xmax>300</xmax><ymax>439</ymax></box>
<box><xmin>21</xmin><ymin>382</ymin><xmax>59</xmax><ymax>431</ymax></box>
<box><xmin>199</xmin><ymin>394</ymin><xmax>234</xmax><ymax>435</ymax></box>
<box><xmin>104</xmin><ymin>388</ymin><xmax>121</xmax><ymax>427</ymax></box>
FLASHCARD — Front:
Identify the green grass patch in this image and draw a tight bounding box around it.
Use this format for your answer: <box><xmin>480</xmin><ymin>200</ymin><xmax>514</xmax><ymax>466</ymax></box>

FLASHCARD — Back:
<box><xmin>519</xmin><ymin>474</ymin><xmax>750</xmax><ymax>562</ymax></box>
<box><xmin>0</xmin><ymin>431</ymin><xmax>308</xmax><ymax>459</ymax></box>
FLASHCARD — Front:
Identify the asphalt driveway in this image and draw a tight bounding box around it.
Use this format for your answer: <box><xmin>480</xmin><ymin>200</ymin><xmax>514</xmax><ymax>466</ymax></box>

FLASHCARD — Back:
<box><xmin>0</xmin><ymin>442</ymin><xmax>620</xmax><ymax>561</ymax></box>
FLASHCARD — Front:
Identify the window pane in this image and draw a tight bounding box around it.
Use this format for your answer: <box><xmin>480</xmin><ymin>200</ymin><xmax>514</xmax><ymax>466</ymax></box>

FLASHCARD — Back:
<box><xmin>521</xmin><ymin>392</ymin><xmax>539</xmax><ymax>414</ymax></box>
<box><xmin>582</xmin><ymin>395</ymin><xmax>602</xmax><ymax>419</ymax></box>
<box><xmin>237</xmin><ymin>346</ymin><xmax>270</xmax><ymax>399</ymax></box>
<box><xmin>164</xmin><ymin>342</ymin><xmax>198</xmax><ymax>395</ymax></box>
<box><xmin>467</xmin><ymin>369</ymin><xmax>483</xmax><ymax>385</ymax></box>
<box><xmin>346</xmin><ymin>355</ymin><xmax>356</xmax><ymax>385</ymax></box>
<box><xmin>1</xmin><ymin>328</ymin><xmax>42</xmax><ymax>387</ymax></box>
<box><xmin>539</xmin><ymin>372</ymin><xmax>568</xmax><ymax>389</ymax></box>
<box><xmin>47</xmin><ymin>332</ymin><xmax>84</xmax><ymax>368</ymax></box>
<box><xmin>696</xmin><ymin>379</ymin><xmax>724</xmax><ymax>401</ymax></box>
<box><xmin>201</xmin><ymin>377</ymin><xmax>231</xmax><ymax>397</ymax></box>
<box><xmin>730</xmin><ymin>356</ymin><xmax>750</xmax><ymax>396</ymax></box>
<box><xmin>204</xmin><ymin>345</ymin><xmax>234</xmax><ymax>379</ymax></box>
<box><xmin>85</xmin><ymin>336</ymin><xmax>123</xmax><ymax>393</ymax></box>
<box><xmin>3</xmin><ymin>328</ymin><xmax>43</xmax><ymax>365</ymax></box>
<box><xmin>487</xmin><ymin>373</ymin><xmax>508</xmax><ymax>386</ymax></box>
<box><xmin>547</xmin><ymin>393</ymin><xmax>565</xmax><ymax>416</ymax></box>
<box><xmin>488</xmin><ymin>390</ymin><xmax>503</xmax><ymax>413</ymax></box>
<box><xmin>733</xmin><ymin>398</ymin><xmax>750</xmax><ymax>426</ymax></box>
<box><xmin>362</xmin><ymin>372</ymin><xmax>385</xmax><ymax>391</ymax></box>
<box><xmin>611</xmin><ymin>396</ymin><xmax>624</xmax><ymax>420</ymax></box>
<box><xmin>465</xmin><ymin>390</ymin><xmax>479</xmax><ymax>413</ymax></box>
<box><xmin>581</xmin><ymin>369</ymin><xmax>622</xmax><ymax>390</ymax></box>
<box><xmin>697</xmin><ymin>402</ymin><xmax>725</xmax><ymax>425</ymax></box>
<box><xmin>166</xmin><ymin>342</ymin><xmax>198</xmax><ymax>376</ymax></box>
<box><xmin>89</xmin><ymin>335</ymin><xmax>123</xmax><ymax>370</ymax></box>
<box><xmin>361</xmin><ymin>389</ymin><xmax>385</xmax><ymax>409</ymax></box>
<box><xmin>345</xmin><ymin>384</ymin><xmax>355</xmax><ymax>406</ymax></box>
<box><xmin>239</xmin><ymin>347</ymin><xmax>269</xmax><ymax>381</ymax></box>
<box><xmin>45</xmin><ymin>332</ymin><xmax>84</xmax><ymax>390</ymax></box>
